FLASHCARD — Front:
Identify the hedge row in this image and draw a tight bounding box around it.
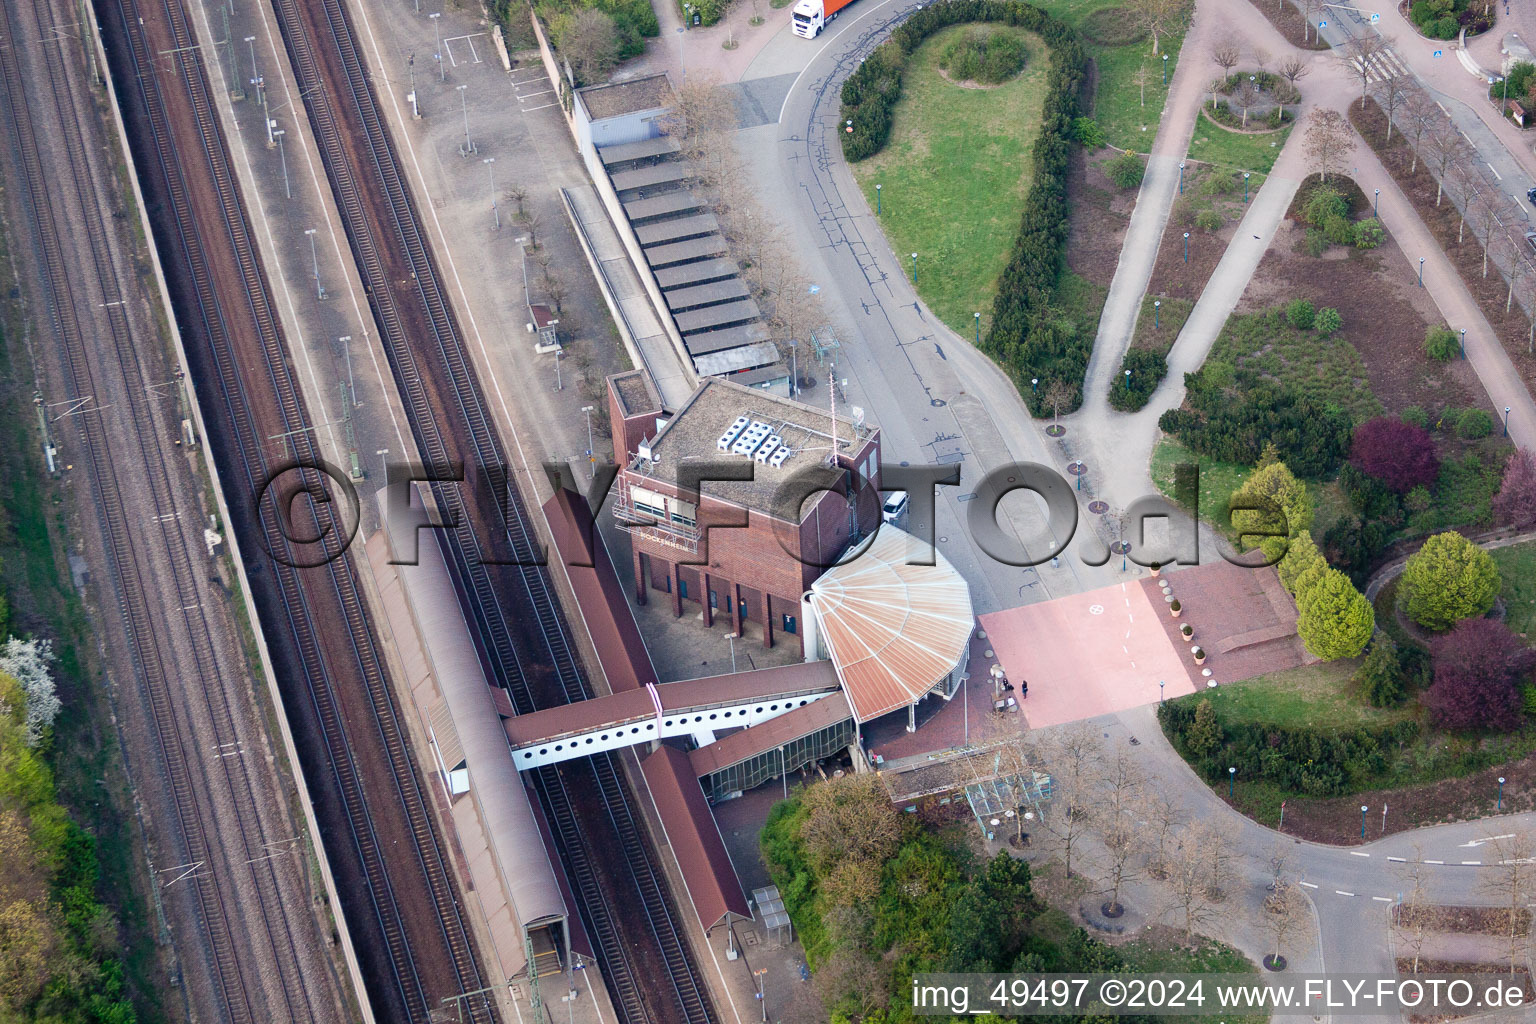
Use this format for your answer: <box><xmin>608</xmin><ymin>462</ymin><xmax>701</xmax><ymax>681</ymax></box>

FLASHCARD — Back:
<box><xmin>1158</xmin><ymin>699</ymin><xmax>1421</xmax><ymax>798</ymax></box>
<box><xmin>839</xmin><ymin>0</ymin><xmax>1089</xmax><ymax>415</ymax></box>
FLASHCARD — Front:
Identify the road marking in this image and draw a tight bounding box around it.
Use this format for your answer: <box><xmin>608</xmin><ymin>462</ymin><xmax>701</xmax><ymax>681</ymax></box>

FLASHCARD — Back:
<box><xmin>1300</xmin><ymin>881</ymin><xmax>1319</xmax><ymax>889</ymax></box>
<box><xmin>1460</xmin><ymin>833</ymin><xmax>1515</xmax><ymax>847</ymax></box>
<box><xmin>1336</xmin><ymin>890</ymin><xmax>1356</xmax><ymax>897</ymax></box>
<box><xmin>1372</xmin><ymin>896</ymin><xmax>1393</xmax><ymax>902</ymax></box>
<box><xmin>1425</xmin><ymin>859</ymin><xmax>1444</xmax><ymax>864</ymax></box>
<box><xmin>1461</xmin><ymin>860</ymin><xmax>1482</xmax><ymax>865</ymax></box>
<box><xmin>1350</xmin><ymin>851</ymin><xmax>1370</xmax><ymax>857</ymax></box>
<box><xmin>518</xmin><ymin>88</ymin><xmax>554</xmax><ymax>100</ymax></box>
<box><xmin>1387</xmin><ymin>856</ymin><xmax>1406</xmax><ymax>862</ymax></box>
<box><xmin>1437</xmin><ymin>102</ymin><xmax>1449</xmax><ymax>116</ymax></box>
<box><xmin>1489</xmin><ymin>162</ymin><xmax>1503</xmax><ymax>181</ymax></box>
<box><xmin>521</xmin><ymin>102</ymin><xmax>557</xmax><ymax>113</ymax></box>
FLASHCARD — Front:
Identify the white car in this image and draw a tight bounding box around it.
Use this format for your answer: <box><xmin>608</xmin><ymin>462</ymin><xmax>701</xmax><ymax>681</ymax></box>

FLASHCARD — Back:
<box><xmin>881</xmin><ymin>491</ymin><xmax>909</xmax><ymax>523</ymax></box>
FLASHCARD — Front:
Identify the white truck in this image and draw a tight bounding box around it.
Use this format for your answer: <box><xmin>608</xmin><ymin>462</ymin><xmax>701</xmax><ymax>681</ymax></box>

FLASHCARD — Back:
<box><xmin>791</xmin><ymin>0</ymin><xmax>856</xmax><ymax>37</ymax></box>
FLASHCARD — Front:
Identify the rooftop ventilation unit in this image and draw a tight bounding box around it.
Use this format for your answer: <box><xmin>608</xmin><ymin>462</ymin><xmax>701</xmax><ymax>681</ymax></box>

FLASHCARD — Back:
<box><xmin>754</xmin><ymin>436</ymin><xmax>782</xmax><ymax>463</ymax></box>
<box><xmin>768</xmin><ymin>445</ymin><xmax>793</xmax><ymax>468</ymax></box>
<box><xmin>716</xmin><ymin>415</ymin><xmax>750</xmax><ymax>451</ymax></box>
<box><xmin>731</xmin><ymin>420</ymin><xmax>772</xmax><ymax>456</ymax></box>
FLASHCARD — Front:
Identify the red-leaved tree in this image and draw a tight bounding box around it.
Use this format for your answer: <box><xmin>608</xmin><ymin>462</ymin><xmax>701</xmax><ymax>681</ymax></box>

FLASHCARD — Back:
<box><xmin>1351</xmin><ymin>417</ymin><xmax>1440</xmax><ymax>493</ymax></box>
<box><xmin>1493</xmin><ymin>448</ymin><xmax>1536</xmax><ymax>530</ymax></box>
<box><xmin>1422</xmin><ymin>619</ymin><xmax>1536</xmax><ymax>732</ymax></box>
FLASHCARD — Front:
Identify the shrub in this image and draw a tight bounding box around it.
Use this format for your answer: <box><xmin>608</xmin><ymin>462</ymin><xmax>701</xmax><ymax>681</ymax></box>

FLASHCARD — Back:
<box><xmin>1194</xmin><ymin>208</ymin><xmax>1223</xmax><ymax>231</ymax></box>
<box><xmin>1297</xmin><ymin>568</ymin><xmax>1374</xmax><ymax>660</ymax></box>
<box><xmin>1304</xmin><ymin>185</ymin><xmax>1347</xmax><ymax>228</ymax></box>
<box><xmin>1107</xmin><ymin>150</ymin><xmax>1146</xmax><ymax>189</ymax></box>
<box><xmin>1323</xmin><ymin>513</ymin><xmax>1393</xmax><ymax>581</ymax></box>
<box><xmin>1355</xmin><ymin>637</ymin><xmax>1416</xmax><ymax>708</ymax></box>
<box><xmin>1402</xmin><ymin>406</ymin><xmax>1428</xmax><ymax>429</ymax></box>
<box><xmin>1315</xmin><ymin>307</ymin><xmax>1342</xmax><ymax>336</ymax></box>
<box><xmin>1323</xmin><ymin>213</ymin><xmax>1355</xmax><ymax>246</ymax></box>
<box><xmin>1424</xmin><ymin>325</ymin><xmax>1459</xmax><ymax>362</ymax></box>
<box><xmin>1108</xmin><ymin>347</ymin><xmax>1168</xmax><ymax>411</ymax></box>
<box><xmin>1199</xmin><ymin>171</ymin><xmax>1235</xmax><ymax>196</ymax></box>
<box><xmin>1277</xmin><ymin>531</ymin><xmax>1325</xmax><ymax>595</ymax></box>
<box><xmin>1302</xmin><ymin>229</ymin><xmax>1328</xmax><ymax>257</ymax></box>
<box><xmin>939</xmin><ymin>25</ymin><xmax>1027</xmax><ymax>84</ymax></box>
<box><xmin>1457</xmin><ymin>408</ymin><xmax>1493</xmax><ymax>439</ymax></box>
<box><xmin>1493</xmin><ymin>448</ymin><xmax>1536</xmax><ymax>530</ymax></box>
<box><xmin>1423</xmin><ymin>619</ymin><xmax>1536</xmax><ymax>732</ymax></box>
<box><xmin>1229</xmin><ymin>460</ymin><xmax>1313</xmax><ymax>544</ymax></box>
<box><xmin>1159</xmin><ymin>375</ymin><xmax>1352</xmax><ymax>478</ymax></box>
<box><xmin>1351</xmin><ymin>416</ymin><xmax>1440</xmax><ymax>493</ymax></box>
<box><xmin>1078</xmin><ymin>4</ymin><xmax>1145</xmax><ymax>45</ymax></box>
<box><xmin>1353</xmin><ymin>217</ymin><xmax>1384</xmax><ymax>249</ymax></box>
<box><xmin>1072</xmin><ymin>116</ymin><xmax>1105</xmax><ymax>148</ymax></box>
<box><xmin>1285</xmin><ymin>298</ymin><xmax>1315</xmax><ymax>330</ymax></box>
<box><xmin>1399</xmin><ymin>531</ymin><xmax>1501</xmax><ymax>631</ymax></box>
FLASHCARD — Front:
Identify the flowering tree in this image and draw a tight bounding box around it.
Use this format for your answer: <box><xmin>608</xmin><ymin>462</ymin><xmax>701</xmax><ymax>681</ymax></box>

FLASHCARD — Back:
<box><xmin>0</xmin><ymin>637</ymin><xmax>59</xmax><ymax>747</ymax></box>
<box><xmin>1351</xmin><ymin>417</ymin><xmax>1440</xmax><ymax>493</ymax></box>
<box><xmin>1493</xmin><ymin>448</ymin><xmax>1536</xmax><ymax>530</ymax></box>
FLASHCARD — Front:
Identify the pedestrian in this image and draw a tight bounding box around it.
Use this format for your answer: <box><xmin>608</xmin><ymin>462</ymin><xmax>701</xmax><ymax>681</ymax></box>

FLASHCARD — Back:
<box><xmin>1019</xmin><ymin>679</ymin><xmax>1028</xmax><ymax>699</ymax></box>
<box><xmin>1050</xmin><ymin>555</ymin><xmax>1059</xmax><ymax>569</ymax></box>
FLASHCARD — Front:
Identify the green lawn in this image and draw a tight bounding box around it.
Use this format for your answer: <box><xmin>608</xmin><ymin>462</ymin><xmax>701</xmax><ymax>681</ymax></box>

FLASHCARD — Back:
<box><xmin>1207</xmin><ymin>308</ymin><xmax>1384</xmax><ymax>425</ymax></box>
<box><xmin>1031</xmin><ymin>0</ymin><xmax>1187</xmax><ymax>150</ymax></box>
<box><xmin>1150</xmin><ymin>436</ymin><xmax>1252</xmax><ymax>531</ymax></box>
<box><xmin>1212</xmin><ymin>661</ymin><xmax>1414</xmax><ymax>730</ymax></box>
<box><xmin>1188</xmin><ymin>113</ymin><xmax>1291</xmax><ymax>176</ymax></box>
<box><xmin>1492</xmin><ymin>540</ymin><xmax>1536</xmax><ymax>639</ymax></box>
<box><xmin>854</xmin><ymin>24</ymin><xmax>1050</xmax><ymax>337</ymax></box>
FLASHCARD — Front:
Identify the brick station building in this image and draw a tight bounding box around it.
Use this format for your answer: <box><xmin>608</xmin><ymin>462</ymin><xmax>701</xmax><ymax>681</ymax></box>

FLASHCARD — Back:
<box><xmin>605</xmin><ymin>369</ymin><xmax>882</xmax><ymax>653</ymax></box>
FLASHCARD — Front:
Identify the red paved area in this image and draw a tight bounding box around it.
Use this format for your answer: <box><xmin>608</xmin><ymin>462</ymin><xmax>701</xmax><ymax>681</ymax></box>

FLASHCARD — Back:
<box><xmin>981</xmin><ymin>580</ymin><xmax>1198</xmax><ymax>729</ymax></box>
<box><xmin>1148</xmin><ymin>560</ymin><xmax>1310</xmax><ymax>684</ymax></box>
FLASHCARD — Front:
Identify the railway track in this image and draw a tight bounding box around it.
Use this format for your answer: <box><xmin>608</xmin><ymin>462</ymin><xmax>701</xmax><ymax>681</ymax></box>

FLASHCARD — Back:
<box><xmin>96</xmin><ymin>0</ymin><xmax>497</xmax><ymax>1019</ymax></box>
<box><xmin>264</xmin><ymin>0</ymin><xmax>715</xmax><ymax>1019</ymax></box>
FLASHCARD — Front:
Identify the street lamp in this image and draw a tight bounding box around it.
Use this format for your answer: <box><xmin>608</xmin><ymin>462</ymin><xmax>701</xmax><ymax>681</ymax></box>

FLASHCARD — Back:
<box><xmin>244</xmin><ymin>36</ymin><xmax>259</xmax><ymax>104</ymax></box>
<box><xmin>1460</xmin><ymin>328</ymin><xmax>1466</xmax><ymax>358</ymax></box>
<box><xmin>1178</xmin><ymin>161</ymin><xmax>1185</xmax><ymax>193</ymax></box>
<box><xmin>483</xmin><ymin>156</ymin><xmax>498</xmax><ymax>228</ymax></box>
<box><xmin>457</xmin><ymin>83</ymin><xmax>475</xmax><ymax>156</ymax></box>
<box><xmin>1360</xmin><ymin>805</ymin><xmax>1369</xmax><ymax>840</ymax></box>
<box><xmin>1243</xmin><ymin>171</ymin><xmax>1251</xmax><ymax>203</ymax></box>
<box><xmin>430</xmin><ymin>12</ymin><xmax>443</xmax><ymax>81</ymax></box>
<box><xmin>1159</xmin><ymin>680</ymin><xmax>1165</xmax><ymax>704</ymax></box>
<box><xmin>974</xmin><ymin>311</ymin><xmax>980</xmax><ymax>344</ymax></box>
<box><xmin>1504</xmin><ymin>406</ymin><xmax>1512</xmax><ymax>437</ymax></box>
<box><xmin>1154</xmin><ymin>298</ymin><xmax>1161</xmax><ymax>328</ymax></box>
<box><xmin>911</xmin><ymin>252</ymin><xmax>918</xmax><ymax>284</ymax></box>
<box><xmin>1419</xmin><ymin>256</ymin><xmax>1425</xmax><ymax>286</ymax></box>
<box><xmin>580</xmin><ymin>405</ymin><xmax>595</xmax><ymax>478</ymax></box>
<box><xmin>273</xmin><ymin>128</ymin><xmax>289</xmax><ymax>198</ymax></box>
<box><xmin>1162</xmin><ymin>52</ymin><xmax>1168</xmax><ymax>84</ymax></box>
<box><xmin>753</xmin><ymin>967</ymin><xmax>769</xmax><ymax>1024</ymax></box>
<box><xmin>1030</xmin><ymin>377</ymin><xmax>1038</xmax><ymax>395</ymax></box>
<box><xmin>1499</xmin><ymin>776</ymin><xmax>1506</xmax><ymax>810</ymax></box>
<box><xmin>1374</xmin><ymin>188</ymin><xmax>1380</xmax><ymax>217</ymax></box>
<box><xmin>305</xmin><ymin>228</ymin><xmax>325</xmax><ymax>300</ymax></box>
<box><xmin>725</xmin><ymin>631</ymin><xmax>739</xmax><ymax>673</ymax></box>
<box><xmin>875</xmin><ymin>182</ymin><xmax>882</xmax><ymax>214</ymax></box>
<box><xmin>1228</xmin><ymin>766</ymin><xmax>1236</xmax><ymax>798</ymax></box>
<box><xmin>1183</xmin><ymin>231</ymin><xmax>1189</xmax><ymax>263</ymax></box>
<box><xmin>779</xmin><ymin>746</ymin><xmax>787</xmax><ymax>799</ymax></box>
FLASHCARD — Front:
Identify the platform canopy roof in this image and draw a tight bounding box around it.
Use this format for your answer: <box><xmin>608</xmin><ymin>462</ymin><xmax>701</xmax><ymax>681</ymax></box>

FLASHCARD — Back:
<box><xmin>806</xmin><ymin>526</ymin><xmax>974</xmax><ymax>724</ymax></box>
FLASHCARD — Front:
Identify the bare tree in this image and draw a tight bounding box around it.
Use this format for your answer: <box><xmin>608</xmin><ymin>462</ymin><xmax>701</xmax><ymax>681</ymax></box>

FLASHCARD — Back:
<box><xmin>1142</xmin><ymin>790</ymin><xmax>1186</xmax><ymax>878</ymax></box>
<box><xmin>1210</xmin><ymin>39</ymin><xmax>1240</xmax><ymax>80</ymax></box>
<box><xmin>1278</xmin><ymin>54</ymin><xmax>1312</xmax><ymax>87</ymax></box>
<box><xmin>1480</xmin><ymin>833</ymin><xmax>1535</xmax><ymax>973</ymax></box>
<box><xmin>505</xmin><ymin>184</ymin><xmax>528</xmax><ymax>218</ymax></box>
<box><xmin>1395</xmin><ymin>849</ymin><xmax>1432</xmax><ymax>974</ymax></box>
<box><xmin>1373</xmin><ymin>69</ymin><xmax>1411</xmax><ymax>141</ymax></box>
<box><xmin>1252</xmin><ymin>46</ymin><xmax>1270</xmax><ymax>72</ymax></box>
<box><xmin>1446</xmin><ymin>163</ymin><xmax>1481</xmax><ymax>242</ymax></box>
<box><xmin>1424</xmin><ymin>122</ymin><xmax>1470</xmax><ymax>205</ymax></box>
<box><xmin>1338</xmin><ymin>33</ymin><xmax>1396</xmax><ymax>108</ymax></box>
<box><xmin>1094</xmin><ymin>746</ymin><xmax>1145</xmax><ymax>916</ymax></box>
<box><xmin>517</xmin><ymin>206</ymin><xmax>542</xmax><ymax>249</ymax></box>
<box><xmin>1129</xmin><ymin>0</ymin><xmax>1192</xmax><ymax>56</ymax></box>
<box><xmin>1401</xmin><ymin>89</ymin><xmax>1440</xmax><ymax>174</ymax></box>
<box><xmin>1132</xmin><ymin>63</ymin><xmax>1150</xmax><ymax>107</ymax></box>
<box><xmin>556</xmin><ymin>8</ymin><xmax>620</xmax><ymax>86</ymax></box>
<box><xmin>1264</xmin><ymin>880</ymin><xmax>1310</xmax><ymax>970</ymax></box>
<box><xmin>1162</xmin><ymin>832</ymin><xmax>1216</xmax><ymax>936</ymax></box>
<box><xmin>1186</xmin><ymin>819</ymin><xmax>1233</xmax><ymax>901</ymax></box>
<box><xmin>1036</xmin><ymin>724</ymin><xmax>1103</xmax><ymax>878</ymax></box>
<box><xmin>1470</xmin><ymin>188</ymin><xmax>1517</xmax><ymax>277</ymax></box>
<box><xmin>1303</xmin><ymin>107</ymin><xmax>1352</xmax><ymax>181</ymax></box>
<box><xmin>1298</xmin><ymin>0</ymin><xmax>1323</xmax><ymax>42</ymax></box>
<box><xmin>1231</xmin><ymin>78</ymin><xmax>1261</xmax><ymax>128</ymax></box>
<box><xmin>1043</xmin><ymin>379</ymin><xmax>1075</xmax><ymax>424</ymax></box>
